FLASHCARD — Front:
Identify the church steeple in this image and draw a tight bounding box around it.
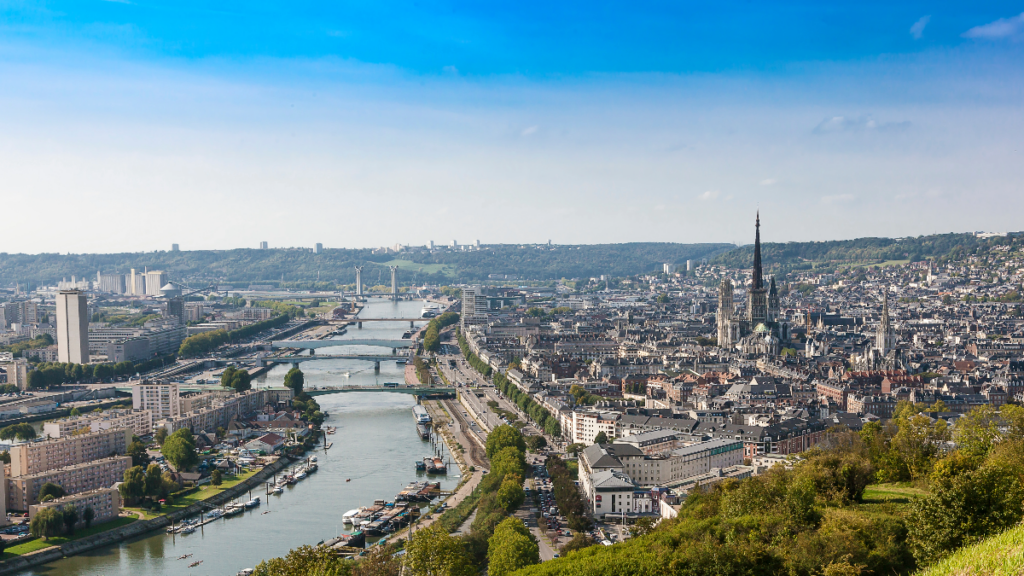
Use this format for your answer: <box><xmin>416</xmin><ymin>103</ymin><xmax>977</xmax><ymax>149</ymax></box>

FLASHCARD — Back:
<box><xmin>752</xmin><ymin>211</ymin><xmax>764</xmax><ymax>290</ymax></box>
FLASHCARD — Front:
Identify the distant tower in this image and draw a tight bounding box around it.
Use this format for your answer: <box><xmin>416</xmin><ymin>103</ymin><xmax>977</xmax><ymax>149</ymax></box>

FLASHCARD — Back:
<box><xmin>260</xmin><ymin>241</ymin><xmax>269</xmax><ymax>250</ymax></box>
<box><xmin>767</xmin><ymin>276</ymin><xmax>780</xmax><ymax>322</ymax></box>
<box><xmin>717</xmin><ymin>278</ymin><xmax>735</xmax><ymax>348</ymax></box>
<box><xmin>876</xmin><ymin>291</ymin><xmax>896</xmax><ymax>354</ymax></box>
<box><xmin>390</xmin><ymin>266</ymin><xmax>399</xmax><ymax>301</ymax></box>
<box><xmin>56</xmin><ymin>290</ymin><xmax>89</xmax><ymax>364</ymax></box>
<box><xmin>314</xmin><ymin>243</ymin><xmax>323</xmax><ymax>254</ymax></box>
<box><xmin>747</xmin><ymin>212</ymin><xmax>769</xmax><ymax>326</ymax></box>
<box><xmin>354</xmin><ymin>267</ymin><xmax>363</xmax><ymax>297</ymax></box>
<box><xmin>171</xmin><ymin>243</ymin><xmax>180</xmax><ymax>252</ymax></box>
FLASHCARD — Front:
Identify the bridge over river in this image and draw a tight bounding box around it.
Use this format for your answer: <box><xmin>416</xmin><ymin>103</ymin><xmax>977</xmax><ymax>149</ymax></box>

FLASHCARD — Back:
<box><xmin>306</xmin><ymin>385</ymin><xmax>454</xmax><ymax>397</ymax></box>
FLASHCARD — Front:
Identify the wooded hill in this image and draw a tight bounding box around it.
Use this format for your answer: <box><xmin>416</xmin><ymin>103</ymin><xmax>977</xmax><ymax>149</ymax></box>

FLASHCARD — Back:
<box><xmin>0</xmin><ymin>243</ymin><xmax>733</xmax><ymax>287</ymax></box>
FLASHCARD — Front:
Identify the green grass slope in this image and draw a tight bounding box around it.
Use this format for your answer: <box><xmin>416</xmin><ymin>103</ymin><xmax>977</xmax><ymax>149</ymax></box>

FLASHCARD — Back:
<box><xmin>916</xmin><ymin>524</ymin><xmax>1024</xmax><ymax>576</ymax></box>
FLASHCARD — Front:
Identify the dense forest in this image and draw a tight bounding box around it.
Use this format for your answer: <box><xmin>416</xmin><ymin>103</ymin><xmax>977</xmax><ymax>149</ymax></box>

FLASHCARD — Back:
<box><xmin>714</xmin><ymin>233</ymin><xmax>1006</xmax><ymax>276</ymax></box>
<box><xmin>0</xmin><ymin>243</ymin><xmax>732</xmax><ymax>287</ymax></box>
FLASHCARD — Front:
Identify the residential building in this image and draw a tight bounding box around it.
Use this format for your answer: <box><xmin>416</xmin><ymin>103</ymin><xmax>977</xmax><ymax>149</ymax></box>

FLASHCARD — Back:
<box><xmin>56</xmin><ymin>290</ymin><xmax>89</xmax><ymax>364</ymax></box>
<box><xmin>10</xmin><ymin>428</ymin><xmax>131</xmax><ymax>477</ymax></box>
<box><xmin>245</xmin><ymin>432</ymin><xmax>286</xmax><ymax>453</ymax></box>
<box><xmin>43</xmin><ymin>409</ymin><xmax>153</xmax><ymax>438</ymax></box>
<box><xmin>1</xmin><ymin>359</ymin><xmax>30</xmax><ymax>391</ymax></box>
<box><xmin>131</xmin><ymin>381</ymin><xmax>181</xmax><ymax>420</ymax></box>
<box><xmin>8</xmin><ymin>456</ymin><xmax>131</xmax><ymax>511</ymax></box>
<box><xmin>29</xmin><ymin>487</ymin><xmax>121</xmax><ymax>528</ymax></box>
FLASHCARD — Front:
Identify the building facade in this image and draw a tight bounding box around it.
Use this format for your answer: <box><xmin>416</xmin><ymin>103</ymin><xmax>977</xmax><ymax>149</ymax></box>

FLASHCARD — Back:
<box><xmin>29</xmin><ymin>486</ymin><xmax>122</xmax><ymax>528</ymax></box>
<box><xmin>10</xmin><ymin>428</ymin><xmax>131</xmax><ymax>477</ymax></box>
<box><xmin>8</xmin><ymin>456</ymin><xmax>131</xmax><ymax>511</ymax></box>
<box><xmin>56</xmin><ymin>290</ymin><xmax>89</xmax><ymax>364</ymax></box>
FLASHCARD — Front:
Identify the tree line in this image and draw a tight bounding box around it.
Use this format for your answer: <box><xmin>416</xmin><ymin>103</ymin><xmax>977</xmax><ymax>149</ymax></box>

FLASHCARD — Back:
<box><xmin>494</xmin><ymin>369</ymin><xmax>561</xmax><ymax>438</ymax></box>
<box><xmin>26</xmin><ymin>354</ymin><xmax>176</xmax><ymax>388</ymax></box>
<box><xmin>422</xmin><ymin>311</ymin><xmax>460</xmax><ymax>353</ymax></box>
<box><xmin>177</xmin><ymin>313</ymin><xmax>290</xmax><ymax>357</ymax></box>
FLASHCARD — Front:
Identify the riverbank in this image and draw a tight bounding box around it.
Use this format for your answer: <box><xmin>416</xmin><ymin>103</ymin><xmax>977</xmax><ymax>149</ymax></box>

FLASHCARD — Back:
<box><xmin>0</xmin><ymin>456</ymin><xmax>293</xmax><ymax>575</ymax></box>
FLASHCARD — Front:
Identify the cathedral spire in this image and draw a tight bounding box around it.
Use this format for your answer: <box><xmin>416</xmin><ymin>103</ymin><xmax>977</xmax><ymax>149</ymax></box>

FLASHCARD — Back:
<box><xmin>752</xmin><ymin>211</ymin><xmax>763</xmax><ymax>290</ymax></box>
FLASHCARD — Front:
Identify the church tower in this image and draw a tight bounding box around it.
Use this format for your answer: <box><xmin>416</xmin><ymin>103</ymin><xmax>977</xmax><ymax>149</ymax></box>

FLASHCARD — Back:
<box><xmin>876</xmin><ymin>291</ymin><xmax>896</xmax><ymax>354</ymax></box>
<box><xmin>747</xmin><ymin>212</ymin><xmax>769</xmax><ymax>326</ymax></box>
<box><xmin>717</xmin><ymin>277</ymin><xmax>735</xmax><ymax>348</ymax></box>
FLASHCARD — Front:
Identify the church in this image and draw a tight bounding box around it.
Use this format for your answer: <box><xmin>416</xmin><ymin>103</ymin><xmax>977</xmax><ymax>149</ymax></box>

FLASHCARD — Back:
<box><xmin>717</xmin><ymin>212</ymin><xmax>788</xmax><ymax>355</ymax></box>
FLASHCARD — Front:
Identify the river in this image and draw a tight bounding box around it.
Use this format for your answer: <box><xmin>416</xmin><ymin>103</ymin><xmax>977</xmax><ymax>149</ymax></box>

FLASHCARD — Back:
<box><xmin>24</xmin><ymin>298</ymin><xmax>458</xmax><ymax>576</ymax></box>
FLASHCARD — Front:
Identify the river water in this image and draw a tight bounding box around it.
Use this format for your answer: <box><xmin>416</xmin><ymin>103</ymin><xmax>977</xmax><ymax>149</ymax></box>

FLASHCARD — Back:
<box><xmin>25</xmin><ymin>298</ymin><xmax>457</xmax><ymax>576</ymax></box>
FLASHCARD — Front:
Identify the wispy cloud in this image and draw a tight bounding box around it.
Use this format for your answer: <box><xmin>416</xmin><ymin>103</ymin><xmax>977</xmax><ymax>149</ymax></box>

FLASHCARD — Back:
<box><xmin>910</xmin><ymin>16</ymin><xmax>930</xmax><ymax>39</ymax></box>
<box><xmin>821</xmin><ymin>194</ymin><xmax>855</xmax><ymax>205</ymax></box>
<box><xmin>520</xmin><ymin>125</ymin><xmax>538</xmax><ymax>136</ymax></box>
<box><xmin>963</xmin><ymin>12</ymin><xmax>1024</xmax><ymax>40</ymax></box>
<box><xmin>759</xmin><ymin>178</ymin><xmax>777</xmax><ymax>186</ymax></box>
<box><xmin>698</xmin><ymin>190</ymin><xmax>720</xmax><ymax>201</ymax></box>
<box><xmin>813</xmin><ymin>116</ymin><xmax>911</xmax><ymax>134</ymax></box>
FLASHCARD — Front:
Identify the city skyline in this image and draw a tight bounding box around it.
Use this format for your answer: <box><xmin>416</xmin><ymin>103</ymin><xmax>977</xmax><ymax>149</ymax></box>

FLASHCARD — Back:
<box><xmin>1</xmin><ymin>2</ymin><xmax>1023</xmax><ymax>252</ymax></box>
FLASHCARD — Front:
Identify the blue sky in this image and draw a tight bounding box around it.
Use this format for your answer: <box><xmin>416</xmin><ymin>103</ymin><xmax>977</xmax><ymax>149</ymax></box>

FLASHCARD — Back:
<box><xmin>1</xmin><ymin>1</ymin><xmax>1023</xmax><ymax>252</ymax></box>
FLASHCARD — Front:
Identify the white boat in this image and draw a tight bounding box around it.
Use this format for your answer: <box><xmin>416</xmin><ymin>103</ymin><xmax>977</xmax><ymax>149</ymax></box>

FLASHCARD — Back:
<box><xmin>310</xmin><ymin>455</ymin><xmax>318</xmax><ymax>463</ymax></box>
<box><xmin>225</xmin><ymin>503</ymin><xmax>244</xmax><ymax>516</ymax></box>
<box><xmin>237</xmin><ymin>570</ymin><xmax>254</xmax><ymax>576</ymax></box>
<box><xmin>342</xmin><ymin>509</ymin><xmax>360</xmax><ymax>524</ymax></box>
<box><xmin>272</xmin><ymin>487</ymin><xmax>283</xmax><ymax>495</ymax></box>
<box><xmin>295</xmin><ymin>470</ymin><xmax>307</xmax><ymax>480</ymax></box>
<box><xmin>245</xmin><ymin>498</ymin><xmax>261</xmax><ymax>508</ymax></box>
<box><xmin>206</xmin><ymin>509</ymin><xmax>225</xmax><ymax>520</ymax></box>
<box><xmin>181</xmin><ymin>525</ymin><xmax>196</xmax><ymax>534</ymax></box>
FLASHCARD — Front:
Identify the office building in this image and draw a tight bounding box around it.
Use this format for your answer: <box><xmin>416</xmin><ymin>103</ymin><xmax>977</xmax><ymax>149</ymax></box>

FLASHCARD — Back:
<box><xmin>314</xmin><ymin>243</ymin><xmax>323</xmax><ymax>254</ymax></box>
<box><xmin>260</xmin><ymin>241</ymin><xmax>269</xmax><ymax>250</ymax></box>
<box><xmin>10</xmin><ymin>428</ymin><xmax>131</xmax><ymax>477</ymax></box>
<box><xmin>29</xmin><ymin>487</ymin><xmax>121</xmax><ymax>529</ymax></box>
<box><xmin>145</xmin><ymin>271</ymin><xmax>168</xmax><ymax>296</ymax></box>
<box><xmin>461</xmin><ymin>286</ymin><xmax>489</xmax><ymax>326</ymax></box>
<box><xmin>131</xmin><ymin>381</ymin><xmax>181</xmax><ymax>420</ymax></box>
<box><xmin>56</xmin><ymin>290</ymin><xmax>89</xmax><ymax>364</ymax></box>
<box><xmin>167</xmin><ymin>297</ymin><xmax>185</xmax><ymax>325</ymax></box>
<box><xmin>171</xmin><ymin>243</ymin><xmax>180</xmax><ymax>251</ymax></box>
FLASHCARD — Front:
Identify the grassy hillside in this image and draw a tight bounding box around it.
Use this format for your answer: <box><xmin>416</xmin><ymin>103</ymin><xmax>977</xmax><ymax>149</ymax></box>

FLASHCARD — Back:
<box><xmin>916</xmin><ymin>524</ymin><xmax>1024</xmax><ymax>576</ymax></box>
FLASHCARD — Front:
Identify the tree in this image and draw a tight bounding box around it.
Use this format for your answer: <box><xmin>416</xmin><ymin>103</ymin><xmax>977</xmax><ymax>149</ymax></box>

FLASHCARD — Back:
<box><xmin>353</xmin><ymin>543</ymin><xmax>401</xmax><ymax>576</ymax></box>
<box><xmin>154</xmin><ymin>428</ymin><xmax>168</xmax><ymax>445</ymax></box>
<box><xmin>231</xmin><ymin>369</ymin><xmax>252</xmax><ymax>392</ymax></box>
<box><xmin>628</xmin><ymin>517</ymin><xmax>658</xmax><ymax>538</ymax></box>
<box><xmin>216</xmin><ymin>426</ymin><xmax>227</xmax><ymax>439</ymax></box>
<box><xmin>162</xmin><ymin>428</ymin><xmax>198</xmax><ymax>471</ymax></box>
<box><xmin>954</xmin><ymin>405</ymin><xmax>1001</xmax><ymax>458</ymax></box>
<box><xmin>128</xmin><ymin>440</ymin><xmax>149</xmax><ymax>467</ymax></box>
<box><xmin>252</xmin><ymin>544</ymin><xmax>347</xmax><ymax>576</ymax></box>
<box><xmin>119</xmin><ymin>466</ymin><xmax>146</xmax><ymax>505</ymax></box>
<box><xmin>0</xmin><ymin>450</ymin><xmax>9</xmax><ymax>464</ymax></box>
<box><xmin>490</xmin><ymin>447</ymin><xmax>526</xmax><ymax>481</ymax></box>
<box><xmin>284</xmin><ymin>367</ymin><xmax>304</xmax><ymax>396</ymax></box>
<box><xmin>496</xmin><ymin>476</ymin><xmax>526</xmax><ymax>512</ymax></box>
<box><xmin>83</xmin><ymin>506</ymin><xmax>95</xmax><ymax>529</ymax></box>
<box><xmin>525</xmin><ymin>435</ymin><xmax>547</xmax><ymax>452</ymax></box>
<box><xmin>221</xmin><ymin>366</ymin><xmax>237</xmax><ymax>388</ymax></box>
<box><xmin>593</xmin><ymin>431</ymin><xmax>609</xmax><ymax>444</ymax></box>
<box><xmin>0</xmin><ymin>423</ymin><xmax>37</xmax><ymax>441</ymax></box>
<box><xmin>403</xmin><ymin>523</ymin><xmax>473</xmax><ymax>576</ymax></box>
<box><xmin>145</xmin><ymin>463</ymin><xmax>163</xmax><ymax>496</ymax></box>
<box><xmin>908</xmin><ymin>463</ymin><xmax>1024</xmax><ymax>565</ymax></box>
<box><xmin>38</xmin><ymin>482</ymin><xmax>66</xmax><ymax>502</ymax></box>
<box><xmin>62</xmin><ymin>504</ymin><xmax>79</xmax><ymax>536</ymax></box>
<box><xmin>486</xmin><ymin>425</ymin><xmax>526</xmax><ymax>459</ymax></box>
<box><xmin>488</xmin><ymin>517</ymin><xmax>539</xmax><ymax>576</ymax></box>
<box><xmin>211</xmin><ymin>469</ymin><xmax>223</xmax><ymax>486</ymax></box>
<box><xmin>566</xmin><ymin>443</ymin><xmax>586</xmax><ymax>456</ymax></box>
<box><xmin>29</xmin><ymin>508</ymin><xmax>63</xmax><ymax>540</ymax></box>
<box><xmin>559</xmin><ymin>533</ymin><xmax>596</xmax><ymax>556</ymax></box>
<box><xmin>69</xmin><ymin>407</ymin><xmax>81</xmax><ymax>416</ymax></box>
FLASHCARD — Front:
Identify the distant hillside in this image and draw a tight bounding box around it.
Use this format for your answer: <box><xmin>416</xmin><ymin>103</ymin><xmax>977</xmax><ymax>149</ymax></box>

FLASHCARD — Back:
<box><xmin>0</xmin><ymin>242</ymin><xmax>733</xmax><ymax>288</ymax></box>
<box><xmin>916</xmin><ymin>523</ymin><xmax>1024</xmax><ymax>576</ymax></box>
<box><xmin>714</xmin><ymin>233</ymin><xmax>1000</xmax><ymax>274</ymax></box>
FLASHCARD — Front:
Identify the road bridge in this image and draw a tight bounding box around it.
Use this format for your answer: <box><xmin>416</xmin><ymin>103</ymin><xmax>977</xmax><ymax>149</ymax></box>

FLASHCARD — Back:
<box><xmin>261</xmin><ymin>353</ymin><xmax>412</xmax><ymax>371</ymax></box>
<box><xmin>307</xmin><ymin>386</ymin><xmax>454</xmax><ymax>397</ymax></box>
<box><xmin>329</xmin><ymin>318</ymin><xmax>431</xmax><ymax>328</ymax></box>
<box><xmin>271</xmin><ymin>339</ymin><xmax>414</xmax><ymax>350</ymax></box>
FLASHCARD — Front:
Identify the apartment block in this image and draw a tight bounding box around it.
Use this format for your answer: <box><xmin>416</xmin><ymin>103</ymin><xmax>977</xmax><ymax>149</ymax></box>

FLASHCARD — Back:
<box><xmin>29</xmin><ymin>486</ymin><xmax>121</xmax><ymax>528</ymax></box>
<box><xmin>10</xmin><ymin>428</ymin><xmax>131</xmax><ymax>477</ymax></box>
<box><xmin>8</xmin><ymin>456</ymin><xmax>131</xmax><ymax>511</ymax></box>
<box><xmin>43</xmin><ymin>410</ymin><xmax>153</xmax><ymax>439</ymax></box>
<box><xmin>131</xmin><ymin>381</ymin><xmax>181</xmax><ymax>420</ymax></box>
